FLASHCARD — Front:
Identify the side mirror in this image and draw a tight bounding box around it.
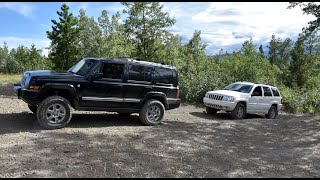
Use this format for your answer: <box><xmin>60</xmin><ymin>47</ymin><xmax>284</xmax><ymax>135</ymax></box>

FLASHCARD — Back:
<box><xmin>251</xmin><ymin>92</ymin><xmax>260</xmax><ymax>96</ymax></box>
<box><xmin>90</xmin><ymin>73</ymin><xmax>103</xmax><ymax>81</ymax></box>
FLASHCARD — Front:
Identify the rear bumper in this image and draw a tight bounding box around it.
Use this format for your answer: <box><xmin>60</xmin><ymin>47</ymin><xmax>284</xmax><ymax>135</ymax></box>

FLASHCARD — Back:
<box><xmin>167</xmin><ymin>98</ymin><xmax>181</xmax><ymax>110</ymax></box>
<box><xmin>14</xmin><ymin>83</ymin><xmax>39</xmax><ymax>105</ymax></box>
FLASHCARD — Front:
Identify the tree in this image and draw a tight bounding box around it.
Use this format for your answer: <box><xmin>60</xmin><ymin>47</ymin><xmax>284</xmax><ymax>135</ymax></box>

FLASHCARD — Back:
<box><xmin>259</xmin><ymin>44</ymin><xmax>264</xmax><ymax>57</ymax></box>
<box><xmin>240</xmin><ymin>38</ymin><xmax>256</xmax><ymax>57</ymax></box>
<box><xmin>121</xmin><ymin>2</ymin><xmax>175</xmax><ymax>61</ymax></box>
<box><xmin>14</xmin><ymin>45</ymin><xmax>29</xmax><ymax>72</ymax></box>
<box><xmin>278</xmin><ymin>38</ymin><xmax>292</xmax><ymax>70</ymax></box>
<box><xmin>47</xmin><ymin>3</ymin><xmax>79</xmax><ymax>70</ymax></box>
<box><xmin>77</xmin><ymin>9</ymin><xmax>103</xmax><ymax>58</ymax></box>
<box><xmin>303</xmin><ymin>28</ymin><xmax>320</xmax><ymax>55</ymax></box>
<box><xmin>288</xmin><ymin>2</ymin><xmax>320</xmax><ymax>34</ymax></box>
<box><xmin>28</xmin><ymin>44</ymin><xmax>42</xmax><ymax>70</ymax></box>
<box><xmin>268</xmin><ymin>34</ymin><xmax>280</xmax><ymax>65</ymax></box>
<box><xmin>0</xmin><ymin>42</ymin><xmax>9</xmax><ymax>72</ymax></box>
<box><xmin>289</xmin><ymin>37</ymin><xmax>307</xmax><ymax>87</ymax></box>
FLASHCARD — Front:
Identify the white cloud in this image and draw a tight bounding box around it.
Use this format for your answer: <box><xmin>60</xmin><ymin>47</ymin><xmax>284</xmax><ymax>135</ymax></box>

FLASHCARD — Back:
<box><xmin>0</xmin><ymin>36</ymin><xmax>50</xmax><ymax>57</ymax></box>
<box><xmin>164</xmin><ymin>2</ymin><xmax>318</xmax><ymax>54</ymax></box>
<box><xmin>0</xmin><ymin>2</ymin><xmax>34</xmax><ymax>17</ymax></box>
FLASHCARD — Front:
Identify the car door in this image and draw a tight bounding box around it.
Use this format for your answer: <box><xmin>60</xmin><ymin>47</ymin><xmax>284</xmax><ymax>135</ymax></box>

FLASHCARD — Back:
<box><xmin>80</xmin><ymin>61</ymin><xmax>126</xmax><ymax>108</ymax></box>
<box><xmin>247</xmin><ymin>86</ymin><xmax>263</xmax><ymax>113</ymax></box>
<box><xmin>262</xmin><ymin>86</ymin><xmax>273</xmax><ymax>113</ymax></box>
<box><xmin>122</xmin><ymin>63</ymin><xmax>153</xmax><ymax>109</ymax></box>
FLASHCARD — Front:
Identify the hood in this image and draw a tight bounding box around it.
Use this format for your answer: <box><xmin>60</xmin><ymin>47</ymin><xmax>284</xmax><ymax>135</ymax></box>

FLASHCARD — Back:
<box><xmin>207</xmin><ymin>90</ymin><xmax>249</xmax><ymax>98</ymax></box>
<box><xmin>20</xmin><ymin>70</ymin><xmax>83</xmax><ymax>88</ymax></box>
<box><xmin>23</xmin><ymin>70</ymin><xmax>80</xmax><ymax>79</ymax></box>
<box><xmin>24</xmin><ymin>70</ymin><xmax>57</xmax><ymax>77</ymax></box>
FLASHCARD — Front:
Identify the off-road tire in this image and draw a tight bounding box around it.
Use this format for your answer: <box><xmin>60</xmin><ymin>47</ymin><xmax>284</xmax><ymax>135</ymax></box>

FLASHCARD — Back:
<box><xmin>265</xmin><ymin>105</ymin><xmax>278</xmax><ymax>119</ymax></box>
<box><xmin>36</xmin><ymin>96</ymin><xmax>72</xmax><ymax>130</ymax></box>
<box><xmin>139</xmin><ymin>99</ymin><xmax>165</xmax><ymax>126</ymax></box>
<box><xmin>231</xmin><ymin>103</ymin><xmax>246</xmax><ymax>120</ymax></box>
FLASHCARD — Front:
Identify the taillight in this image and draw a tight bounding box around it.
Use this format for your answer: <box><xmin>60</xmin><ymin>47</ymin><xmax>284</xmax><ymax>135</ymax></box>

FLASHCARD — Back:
<box><xmin>176</xmin><ymin>85</ymin><xmax>180</xmax><ymax>98</ymax></box>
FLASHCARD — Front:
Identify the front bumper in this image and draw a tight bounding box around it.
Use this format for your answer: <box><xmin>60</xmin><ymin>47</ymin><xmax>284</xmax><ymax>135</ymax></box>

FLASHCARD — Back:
<box><xmin>14</xmin><ymin>83</ymin><xmax>39</xmax><ymax>105</ymax></box>
<box><xmin>203</xmin><ymin>97</ymin><xmax>236</xmax><ymax>111</ymax></box>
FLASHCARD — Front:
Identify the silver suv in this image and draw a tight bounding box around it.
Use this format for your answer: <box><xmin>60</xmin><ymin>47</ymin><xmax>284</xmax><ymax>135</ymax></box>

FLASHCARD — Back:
<box><xmin>203</xmin><ymin>82</ymin><xmax>282</xmax><ymax>119</ymax></box>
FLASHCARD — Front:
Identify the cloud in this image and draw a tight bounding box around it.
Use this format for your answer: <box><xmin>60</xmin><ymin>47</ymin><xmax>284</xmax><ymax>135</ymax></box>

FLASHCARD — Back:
<box><xmin>0</xmin><ymin>2</ymin><xmax>34</xmax><ymax>17</ymax></box>
<box><xmin>163</xmin><ymin>2</ymin><xmax>318</xmax><ymax>54</ymax></box>
<box><xmin>0</xmin><ymin>36</ymin><xmax>50</xmax><ymax>56</ymax></box>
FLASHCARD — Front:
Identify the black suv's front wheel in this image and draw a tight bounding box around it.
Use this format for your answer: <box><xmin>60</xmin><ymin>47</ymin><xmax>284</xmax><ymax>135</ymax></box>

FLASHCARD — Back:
<box><xmin>139</xmin><ymin>99</ymin><xmax>165</xmax><ymax>126</ymax></box>
<box><xmin>36</xmin><ymin>96</ymin><xmax>72</xmax><ymax>130</ymax></box>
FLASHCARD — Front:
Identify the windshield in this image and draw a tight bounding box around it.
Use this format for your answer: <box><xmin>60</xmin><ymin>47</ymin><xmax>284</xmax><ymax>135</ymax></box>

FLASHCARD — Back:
<box><xmin>67</xmin><ymin>59</ymin><xmax>98</xmax><ymax>76</ymax></box>
<box><xmin>223</xmin><ymin>83</ymin><xmax>253</xmax><ymax>93</ymax></box>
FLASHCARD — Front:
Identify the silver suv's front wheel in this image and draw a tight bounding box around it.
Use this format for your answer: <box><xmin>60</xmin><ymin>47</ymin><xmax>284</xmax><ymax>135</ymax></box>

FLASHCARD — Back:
<box><xmin>231</xmin><ymin>103</ymin><xmax>246</xmax><ymax>119</ymax></box>
<box><xmin>36</xmin><ymin>96</ymin><xmax>72</xmax><ymax>129</ymax></box>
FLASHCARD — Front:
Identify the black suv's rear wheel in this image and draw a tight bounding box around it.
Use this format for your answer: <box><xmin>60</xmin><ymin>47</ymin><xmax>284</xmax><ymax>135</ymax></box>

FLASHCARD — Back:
<box><xmin>206</xmin><ymin>107</ymin><xmax>218</xmax><ymax>115</ymax></box>
<box><xmin>28</xmin><ymin>105</ymin><xmax>37</xmax><ymax>114</ymax></box>
<box><xmin>231</xmin><ymin>103</ymin><xmax>246</xmax><ymax>119</ymax></box>
<box><xmin>139</xmin><ymin>99</ymin><xmax>165</xmax><ymax>126</ymax></box>
<box><xmin>36</xmin><ymin>96</ymin><xmax>72</xmax><ymax>130</ymax></box>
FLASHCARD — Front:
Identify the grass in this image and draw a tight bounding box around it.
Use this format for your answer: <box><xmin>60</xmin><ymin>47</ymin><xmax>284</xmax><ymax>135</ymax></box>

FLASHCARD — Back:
<box><xmin>0</xmin><ymin>74</ymin><xmax>22</xmax><ymax>85</ymax></box>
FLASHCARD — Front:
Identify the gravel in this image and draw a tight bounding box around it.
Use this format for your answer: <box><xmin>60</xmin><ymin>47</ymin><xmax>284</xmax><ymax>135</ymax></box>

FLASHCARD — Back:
<box><xmin>0</xmin><ymin>86</ymin><xmax>319</xmax><ymax>177</ymax></box>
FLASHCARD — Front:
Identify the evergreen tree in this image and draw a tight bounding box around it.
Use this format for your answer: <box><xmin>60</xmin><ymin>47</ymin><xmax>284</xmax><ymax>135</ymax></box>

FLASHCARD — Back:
<box><xmin>47</xmin><ymin>3</ymin><xmax>79</xmax><ymax>70</ymax></box>
<box><xmin>121</xmin><ymin>2</ymin><xmax>175</xmax><ymax>61</ymax></box>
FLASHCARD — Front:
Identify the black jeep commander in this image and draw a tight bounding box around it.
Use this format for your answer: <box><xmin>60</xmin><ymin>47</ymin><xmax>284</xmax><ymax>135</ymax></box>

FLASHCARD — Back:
<box><xmin>14</xmin><ymin>58</ymin><xmax>181</xmax><ymax>129</ymax></box>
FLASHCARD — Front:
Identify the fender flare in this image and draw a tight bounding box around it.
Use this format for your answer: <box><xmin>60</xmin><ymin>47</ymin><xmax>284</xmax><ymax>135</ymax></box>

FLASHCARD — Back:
<box><xmin>140</xmin><ymin>92</ymin><xmax>168</xmax><ymax>109</ymax></box>
<box><xmin>36</xmin><ymin>83</ymin><xmax>79</xmax><ymax>108</ymax></box>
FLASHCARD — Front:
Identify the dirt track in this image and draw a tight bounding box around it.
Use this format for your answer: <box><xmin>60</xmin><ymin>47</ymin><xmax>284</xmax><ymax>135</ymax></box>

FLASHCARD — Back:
<box><xmin>0</xmin><ymin>84</ymin><xmax>319</xmax><ymax>177</ymax></box>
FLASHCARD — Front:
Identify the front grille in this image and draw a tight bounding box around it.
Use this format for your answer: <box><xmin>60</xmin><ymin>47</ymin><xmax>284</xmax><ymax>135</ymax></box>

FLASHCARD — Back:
<box><xmin>208</xmin><ymin>94</ymin><xmax>224</xmax><ymax>101</ymax></box>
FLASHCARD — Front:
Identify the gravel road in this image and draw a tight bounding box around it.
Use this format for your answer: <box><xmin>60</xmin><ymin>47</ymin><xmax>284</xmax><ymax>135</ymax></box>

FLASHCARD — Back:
<box><xmin>0</xmin><ymin>84</ymin><xmax>319</xmax><ymax>178</ymax></box>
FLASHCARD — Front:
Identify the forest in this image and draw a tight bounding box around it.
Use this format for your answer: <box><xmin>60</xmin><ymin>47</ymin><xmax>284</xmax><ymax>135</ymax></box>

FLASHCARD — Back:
<box><xmin>0</xmin><ymin>2</ymin><xmax>319</xmax><ymax>113</ymax></box>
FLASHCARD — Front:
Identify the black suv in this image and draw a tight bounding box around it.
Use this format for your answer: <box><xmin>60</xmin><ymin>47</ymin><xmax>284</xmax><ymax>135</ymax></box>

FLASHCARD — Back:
<box><xmin>14</xmin><ymin>58</ymin><xmax>181</xmax><ymax>129</ymax></box>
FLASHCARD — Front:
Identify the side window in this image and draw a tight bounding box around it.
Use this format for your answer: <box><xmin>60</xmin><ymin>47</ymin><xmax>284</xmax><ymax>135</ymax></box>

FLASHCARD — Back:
<box><xmin>100</xmin><ymin>63</ymin><xmax>124</xmax><ymax>80</ymax></box>
<box><xmin>263</xmin><ymin>86</ymin><xmax>272</xmax><ymax>97</ymax></box>
<box><xmin>153</xmin><ymin>68</ymin><xmax>173</xmax><ymax>85</ymax></box>
<box><xmin>271</xmin><ymin>88</ymin><xmax>280</xmax><ymax>96</ymax></box>
<box><xmin>128</xmin><ymin>65</ymin><xmax>152</xmax><ymax>82</ymax></box>
<box><xmin>252</xmin><ymin>86</ymin><xmax>262</xmax><ymax>96</ymax></box>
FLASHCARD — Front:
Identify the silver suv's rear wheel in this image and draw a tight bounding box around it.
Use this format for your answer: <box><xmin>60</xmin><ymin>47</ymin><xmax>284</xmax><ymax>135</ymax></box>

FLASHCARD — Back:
<box><xmin>266</xmin><ymin>106</ymin><xmax>277</xmax><ymax>119</ymax></box>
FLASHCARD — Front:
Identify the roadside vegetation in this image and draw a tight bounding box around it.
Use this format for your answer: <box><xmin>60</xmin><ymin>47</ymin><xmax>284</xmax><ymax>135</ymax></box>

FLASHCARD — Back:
<box><xmin>0</xmin><ymin>2</ymin><xmax>319</xmax><ymax>114</ymax></box>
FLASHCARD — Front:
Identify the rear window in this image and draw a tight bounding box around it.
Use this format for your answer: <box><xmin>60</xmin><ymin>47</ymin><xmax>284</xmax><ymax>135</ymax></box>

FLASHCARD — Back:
<box><xmin>271</xmin><ymin>88</ymin><xmax>280</xmax><ymax>96</ymax></box>
<box><xmin>153</xmin><ymin>67</ymin><xmax>174</xmax><ymax>85</ymax></box>
<box><xmin>128</xmin><ymin>64</ymin><xmax>152</xmax><ymax>82</ymax></box>
<box><xmin>263</xmin><ymin>86</ymin><xmax>272</xmax><ymax>96</ymax></box>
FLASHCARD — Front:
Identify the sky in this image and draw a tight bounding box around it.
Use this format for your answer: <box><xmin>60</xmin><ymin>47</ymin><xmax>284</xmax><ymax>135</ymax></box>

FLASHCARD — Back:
<box><xmin>0</xmin><ymin>2</ymin><xmax>317</xmax><ymax>57</ymax></box>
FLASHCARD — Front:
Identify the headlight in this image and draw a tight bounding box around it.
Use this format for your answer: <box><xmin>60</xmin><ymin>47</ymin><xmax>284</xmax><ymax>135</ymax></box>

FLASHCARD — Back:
<box><xmin>222</xmin><ymin>96</ymin><xmax>234</xmax><ymax>102</ymax></box>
